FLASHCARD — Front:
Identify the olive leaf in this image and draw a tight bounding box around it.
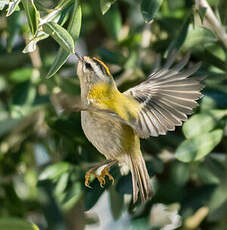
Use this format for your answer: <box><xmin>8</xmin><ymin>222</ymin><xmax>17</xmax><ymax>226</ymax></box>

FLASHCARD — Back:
<box><xmin>100</xmin><ymin>0</ymin><xmax>116</xmax><ymax>15</ymax></box>
<box><xmin>141</xmin><ymin>0</ymin><xmax>163</xmax><ymax>23</ymax></box>
<box><xmin>43</xmin><ymin>22</ymin><xmax>75</xmax><ymax>53</ymax></box>
<box><xmin>46</xmin><ymin>0</ymin><xmax>82</xmax><ymax>78</ymax></box>
<box><xmin>6</xmin><ymin>0</ymin><xmax>21</xmax><ymax>16</ymax></box>
<box><xmin>21</xmin><ymin>0</ymin><xmax>40</xmax><ymax>36</ymax></box>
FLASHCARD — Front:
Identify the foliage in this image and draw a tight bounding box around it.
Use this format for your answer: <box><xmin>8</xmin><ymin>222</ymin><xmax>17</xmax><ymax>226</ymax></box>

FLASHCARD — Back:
<box><xmin>0</xmin><ymin>0</ymin><xmax>227</xmax><ymax>229</ymax></box>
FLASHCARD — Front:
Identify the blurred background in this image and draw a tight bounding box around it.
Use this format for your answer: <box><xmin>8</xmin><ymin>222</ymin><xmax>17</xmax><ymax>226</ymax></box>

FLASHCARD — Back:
<box><xmin>0</xmin><ymin>0</ymin><xmax>227</xmax><ymax>229</ymax></box>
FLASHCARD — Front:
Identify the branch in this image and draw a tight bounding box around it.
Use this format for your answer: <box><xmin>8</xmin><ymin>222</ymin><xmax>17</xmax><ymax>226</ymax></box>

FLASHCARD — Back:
<box><xmin>195</xmin><ymin>0</ymin><xmax>227</xmax><ymax>48</ymax></box>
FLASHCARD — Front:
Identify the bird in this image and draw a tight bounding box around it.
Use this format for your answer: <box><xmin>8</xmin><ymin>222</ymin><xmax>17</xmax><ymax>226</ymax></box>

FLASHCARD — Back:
<box><xmin>73</xmin><ymin>51</ymin><xmax>205</xmax><ymax>203</ymax></box>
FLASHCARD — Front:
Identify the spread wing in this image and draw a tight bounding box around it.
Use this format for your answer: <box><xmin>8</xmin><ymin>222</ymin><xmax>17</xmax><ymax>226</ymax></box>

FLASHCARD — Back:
<box><xmin>124</xmin><ymin>52</ymin><xmax>205</xmax><ymax>138</ymax></box>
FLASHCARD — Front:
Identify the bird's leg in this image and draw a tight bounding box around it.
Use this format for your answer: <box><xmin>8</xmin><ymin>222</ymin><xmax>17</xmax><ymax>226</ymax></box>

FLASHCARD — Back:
<box><xmin>85</xmin><ymin>160</ymin><xmax>117</xmax><ymax>188</ymax></box>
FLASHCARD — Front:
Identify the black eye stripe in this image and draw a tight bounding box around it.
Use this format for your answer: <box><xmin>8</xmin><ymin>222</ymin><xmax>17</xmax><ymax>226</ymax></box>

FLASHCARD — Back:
<box><xmin>85</xmin><ymin>62</ymin><xmax>92</xmax><ymax>70</ymax></box>
<box><xmin>93</xmin><ymin>59</ymin><xmax>107</xmax><ymax>73</ymax></box>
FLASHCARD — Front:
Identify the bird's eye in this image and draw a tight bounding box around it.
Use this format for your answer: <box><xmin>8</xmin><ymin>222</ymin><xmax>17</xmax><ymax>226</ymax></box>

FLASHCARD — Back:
<box><xmin>85</xmin><ymin>62</ymin><xmax>92</xmax><ymax>70</ymax></box>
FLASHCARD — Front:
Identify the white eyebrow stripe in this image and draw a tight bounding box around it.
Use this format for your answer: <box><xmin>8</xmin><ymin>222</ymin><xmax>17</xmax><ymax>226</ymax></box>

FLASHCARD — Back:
<box><xmin>90</xmin><ymin>61</ymin><xmax>107</xmax><ymax>80</ymax></box>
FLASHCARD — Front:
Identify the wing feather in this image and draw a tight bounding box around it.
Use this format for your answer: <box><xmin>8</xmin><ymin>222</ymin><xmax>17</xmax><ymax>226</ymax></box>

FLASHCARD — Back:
<box><xmin>124</xmin><ymin>52</ymin><xmax>205</xmax><ymax>138</ymax></box>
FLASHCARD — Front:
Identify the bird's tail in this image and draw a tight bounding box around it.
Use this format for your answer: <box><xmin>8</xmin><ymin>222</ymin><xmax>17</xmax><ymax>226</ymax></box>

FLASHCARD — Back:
<box><xmin>129</xmin><ymin>152</ymin><xmax>152</xmax><ymax>203</ymax></box>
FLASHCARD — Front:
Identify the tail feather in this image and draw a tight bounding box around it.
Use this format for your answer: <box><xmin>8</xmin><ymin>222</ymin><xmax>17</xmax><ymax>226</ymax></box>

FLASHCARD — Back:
<box><xmin>129</xmin><ymin>153</ymin><xmax>152</xmax><ymax>203</ymax></box>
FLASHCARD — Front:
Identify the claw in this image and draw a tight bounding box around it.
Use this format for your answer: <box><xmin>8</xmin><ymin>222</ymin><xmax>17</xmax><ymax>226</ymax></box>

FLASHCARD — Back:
<box><xmin>85</xmin><ymin>169</ymin><xmax>94</xmax><ymax>188</ymax></box>
<box><xmin>97</xmin><ymin>175</ymin><xmax>106</xmax><ymax>187</ymax></box>
<box><xmin>84</xmin><ymin>163</ymin><xmax>115</xmax><ymax>188</ymax></box>
<box><xmin>101</xmin><ymin>166</ymin><xmax>114</xmax><ymax>185</ymax></box>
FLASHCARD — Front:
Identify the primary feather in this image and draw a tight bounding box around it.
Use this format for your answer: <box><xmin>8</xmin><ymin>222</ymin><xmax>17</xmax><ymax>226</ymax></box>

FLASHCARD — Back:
<box><xmin>124</xmin><ymin>52</ymin><xmax>205</xmax><ymax>138</ymax></box>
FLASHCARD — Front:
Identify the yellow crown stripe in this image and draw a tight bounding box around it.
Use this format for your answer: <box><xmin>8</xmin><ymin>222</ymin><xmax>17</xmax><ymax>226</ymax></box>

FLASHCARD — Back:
<box><xmin>93</xmin><ymin>57</ymin><xmax>111</xmax><ymax>76</ymax></box>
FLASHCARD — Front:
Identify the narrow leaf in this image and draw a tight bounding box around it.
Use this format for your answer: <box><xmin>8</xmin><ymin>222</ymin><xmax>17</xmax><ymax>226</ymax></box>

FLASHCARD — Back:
<box><xmin>100</xmin><ymin>0</ymin><xmax>116</xmax><ymax>15</ymax></box>
<box><xmin>56</xmin><ymin>0</ymin><xmax>73</xmax><ymax>10</ymax></box>
<box><xmin>141</xmin><ymin>0</ymin><xmax>163</xmax><ymax>23</ymax></box>
<box><xmin>91</xmin><ymin>1</ymin><xmax>122</xmax><ymax>40</ymax></box>
<box><xmin>46</xmin><ymin>0</ymin><xmax>82</xmax><ymax>78</ymax></box>
<box><xmin>0</xmin><ymin>0</ymin><xmax>9</xmax><ymax>10</ymax></box>
<box><xmin>54</xmin><ymin>173</ymin><xmax>69</xmax><ymax>195</ymax></box>
<box><xmin>24</xmin><ymin>2</ymin><xmax>73</xmax><ymax>53</ymax></box>
<box><xmin>7</xmin><ymin>11</ymin><xmax>21</xmax><ymax>52</ymax></box>
<box><xmin>166</xmin><ymin>16</ymin><xmax>191</xmax><ymax>57</ymax></box>
<box><xmin>197</xmin><ymin>5</ymin><xmax>207</xmax><ymax>23</ymax></box>
<box><xmin>21</xmin><ymin>0</ymin><xmax>40</xmax><ymax>35</ymax></box>
<box><xmin>39</xmin><ymin>162</ymin><xmax>71</xmax><ymax>180</ymax></box>
<box><xmin>42</xmin><ymin>22</ymin><xmax>75</xmax><ymax>53</ymax></box>
<box><xmin>183</xmin><ymin>24</ymin><xmax>217</xmax><ymax>51</ymax></box>
<box><xmin>6</xmin><ymin>0</ymin><xmax>21</xmax><ymax>17</ymax></box>
<box><xmin>176</xmin><ymin>129</ymin><xmax>223</xmax><ymax>163</ymax></box>
<box><xmin>23</xmin><ymin>31</ymin><xmax>48</xmax><ymax>53</ymax></box>
<box><xmin>109</xmin><ymin>186</ymin><xmax>123</xmax><ymax>220</ymax></box>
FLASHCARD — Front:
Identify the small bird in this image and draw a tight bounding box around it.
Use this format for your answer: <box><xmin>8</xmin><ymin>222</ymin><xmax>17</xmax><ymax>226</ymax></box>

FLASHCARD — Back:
<box><xmin>75</xmin><ymin>51</ymin><xmax>205</xmax><ymax>203</ymax></box>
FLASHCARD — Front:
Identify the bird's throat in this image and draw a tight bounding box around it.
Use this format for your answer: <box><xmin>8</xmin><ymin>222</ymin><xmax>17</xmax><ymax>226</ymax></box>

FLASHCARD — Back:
<box><xmin>87</xmin><ymin>82</ymin><xmax>140</xmax><ymax>122</ymax></box>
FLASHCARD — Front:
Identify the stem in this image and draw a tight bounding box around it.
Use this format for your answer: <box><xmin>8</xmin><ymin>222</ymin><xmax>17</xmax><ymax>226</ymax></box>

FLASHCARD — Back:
<box><xmin>195</xmin><ymin>0</ymin><xmax>227</xmax><ymax>48</ymax></box>
<box><xmin>24</xmin><ymin>35</ymin><xmax>42</xmax><ymax>68</ymax></box>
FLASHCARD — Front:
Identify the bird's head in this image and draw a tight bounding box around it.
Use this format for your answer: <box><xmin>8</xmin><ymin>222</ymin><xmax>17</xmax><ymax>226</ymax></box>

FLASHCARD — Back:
<box><xmin>76</xmin><ymin>52</ymin><xmax>114</xmax><ymax>95</ymax></box>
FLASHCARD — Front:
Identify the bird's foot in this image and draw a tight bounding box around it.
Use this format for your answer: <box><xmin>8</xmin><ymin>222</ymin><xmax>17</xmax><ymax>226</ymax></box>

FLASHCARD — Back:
<box><xmin>100</xmin><ymin>166</ymin><xmax>114</xmax><ymax>187</ymax></box>
<box><xmin>85</xmin><ymin>160</ymin><xmax>116</xmax><ymax>188</ymax></box>
<box><xmin>85</xmin><ymin>168</ymin><xmax>96</xmax><ymax>188</ymax></box>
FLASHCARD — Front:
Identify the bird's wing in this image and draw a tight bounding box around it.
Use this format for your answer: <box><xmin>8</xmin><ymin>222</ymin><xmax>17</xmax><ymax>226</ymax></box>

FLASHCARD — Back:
<box><xmin>124</xmin><ymin>52</ymin><xmax>205</xmax><ymax>138</ymax></box>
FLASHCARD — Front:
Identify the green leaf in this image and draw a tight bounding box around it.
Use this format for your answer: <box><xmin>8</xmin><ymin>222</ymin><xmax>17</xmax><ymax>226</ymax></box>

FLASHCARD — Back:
<box><xmin>21</xmin><ymin>0</ymin><xmax>40</xmax><ymax>36</ymax></box>
<box><xmin>170</xmin><ymin>162</ymin><xmax>190</xmax><ymax>186</ymax></box>
<box><xmin>0</xmin><ymin>0</ymin><xmax>9</xmax><ymax>10</ymax></box>
<box><xmin>7</xmin><ymin>11</ymin><xmax>21</xmax><ymax>52</ymax></box>
<box><xmin>197</xmin><ymin>5</ymin><xmax>207</xmax><ymax>23</ymax></box>
<box><xmin>183</xmin><ymin>110</ymin><xmax>227</xmax><ymax>139</ymax></box>
<box><xmin>0</xmin><ymin>217</ymin><xmax>39</xmax><ymax>230</ymax></box>
<box><xmin>6</xmin><ymin>0</ymin><xmax>21</xmax><ymax>17</ymax></box>
<box><xmin>92</xmin><ymin>1</ymin><xmax>122</xmax><ymax>40</ymax></box>
<box><xmin>197</xmin><ymin>163</ymin><xmax>220</xmax><ymax>184</ymax></box>
<box><xmin>55</xmin><ymin>173</ymin><xmax>69</xmax><ymax>195</ymax></box>
<box><xmin>97</xmin><ymin>47</ymin><xmax>124</xmax><ymax>64</ymax></box>
<box><xmin>23</xmin><ymin>0</ymin><xmax>74</xmax><ymax>53</ymax></box>
<box><xmin>100</xmin><ymin>0</ymin><xmax>116</xmax><ymax>15</ymax></box>
<box><xmin>9</xmin><ymin>67</ymin><xmax>33</xmax><ymax>82</ymax></box>
<box><xmin>167</xmin><ymin>0</ymin><xmax>184</xmax><ymax>10</ymax></box>
<box><xmin>39</xmin><ymin>162</ymin><xmax>71</xmax><ymax>181</ymax></box>
<box><xmin>166</xmin><ymin>16</ymin><xmax>190</xmax><ymax>57</ymax></box>
<box><xmin>183</xmin><ymin>24</ymin><xmax>217</xmax><ymax>51</ymax></box>
<box><xmin>42</xmin><ymin>22</ymin><xmax>75</xmax><ymax>53</ymax></box>
<box><xmin>109</xmin><ymin>186</ymin><xmax>123</xmax><ymax>220</ymax></box>
<box><xmin>176</xmin><ymin>129</ymin><xmax>223</xmax><ymax>163</ymax></box>
<box><xmin>103</xmin><ymin>3</ymin><xmax>122</xmax><ymax>40</ymax></box>
<box><xmin>55</xmin><ymin>0</ymin><xmax>73</xmax><ymax>10</ymax></box>
<box><xmin>46</xmin><ymin>0</ymin><xmax>82</xmax><ymax>78</ymax></box>
<box><xmin>62</xmin><ymin>182</ymin><xmax>82</xmax><ymax>210</ymax></box>
<box><xmin>23</xmin><ymin>31</ymin><xmax>49</xmax><ymax>53</ymax></box>
<box><xmin>10</xmin><ymin>80</ymin><xmax>37</xmax><ymax>118</ymax></box>
<box><xmin>40</xmin><ymin>0</ymin><xmax>73</xmax><ymax>25</ymax></box>
<box><xmin>141</xmin><ymin>0</ymin><xmax>163</xmax><ymax>23</ymax></box>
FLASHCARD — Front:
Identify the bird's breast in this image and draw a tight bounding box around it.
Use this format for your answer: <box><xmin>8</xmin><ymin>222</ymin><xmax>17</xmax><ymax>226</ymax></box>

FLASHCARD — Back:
<box><xmin>87</xmin><ymin>82</ymin><xmax>141</xmax><ymax>123</ymax></box>
<box><xmin>81</xmin><ymin>111</ymin><xmax>140</xmax><ymax>160</ymax></box>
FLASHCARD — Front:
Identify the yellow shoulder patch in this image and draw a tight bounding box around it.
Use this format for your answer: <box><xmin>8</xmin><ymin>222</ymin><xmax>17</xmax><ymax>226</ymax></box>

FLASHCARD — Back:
<box><xmin>93</xmin><ymin>57</ymin><xmax>111</xmax><ymax>76</ymax></box>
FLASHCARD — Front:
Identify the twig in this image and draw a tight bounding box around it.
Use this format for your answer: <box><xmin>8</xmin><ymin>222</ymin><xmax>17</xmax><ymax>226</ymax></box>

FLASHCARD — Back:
<box><xmin>195</xmin><ymin>0</ymin><xmax>227</xmax><ymax>48</ymax></box>
<box><xmin>24</xmin><ymin>36</ymin><xmax>42</xmax><ymax>68</ymax></box>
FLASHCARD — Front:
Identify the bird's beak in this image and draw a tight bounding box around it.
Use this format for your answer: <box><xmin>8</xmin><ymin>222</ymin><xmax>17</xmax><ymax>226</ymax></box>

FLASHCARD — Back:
<box><xmin>75</xmin><ymin>51</ymin><xmax>83</xmax><ymax>62</ymax></box>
